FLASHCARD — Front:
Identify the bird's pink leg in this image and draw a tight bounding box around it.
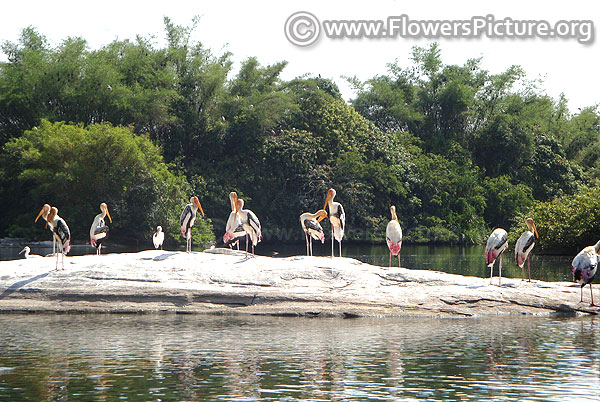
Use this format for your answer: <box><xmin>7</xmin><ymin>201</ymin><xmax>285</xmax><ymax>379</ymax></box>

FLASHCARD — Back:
<box><xmin>527</xmin><ymin>256</ymin><xmax>531</xmax><ymax>282</ymax></box>
<box><xmin>591</xmin><ymin>283</ymin><xmax>596</xmax><ymax>307</ymax></box>
<box><xmin>581</xmin><ymin>286</ymin><xmax>584</xmax><ymax>303</ymax></box>
<box><xmin>499</xmin><ymin>252</ymin><xmax>503</xmax><ymax>286</ymax></box>
<box><xmin>339</xmin><ymin>240</ymin><xmax>342</xmax><ymax>258</ymax></box>
<box><xmin>310</xmin><ymin>236</ymin><xmax>313</xmax><ymax>256</ymax></box>
<box><xmin>398</xmin><ymin>252</ymin><xmax>401</xmax><ymax>268</ymax></box>
<box><xmin>305</xmin><ymin>232</ymin><xmax>309</xmax><ymax>256</ymax></box>
<box><xmin>331</xmin><ymin>227</ymin><xmax>334</xmax><ymax>258</ymax></box>
<box><xmin>389</xmin><ymin>251</ymin><xmax>391</xmax><ymax>268</ymax></box>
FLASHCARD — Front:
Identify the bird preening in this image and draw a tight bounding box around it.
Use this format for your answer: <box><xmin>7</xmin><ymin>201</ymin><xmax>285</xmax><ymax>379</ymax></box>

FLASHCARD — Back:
<box><xmin>515</xmin><ymin>218</ymin><xmax>538</xmax><ymax>282</ymax></box>
<box><xmin>46</xmin><ymin>206</ymin><xmax>71</xmax><ymax>270</ymax></box>
<box><xmin>300</xmin><ymin>209</ymin><xmax>327</xmax><ymax>256</ymax></box>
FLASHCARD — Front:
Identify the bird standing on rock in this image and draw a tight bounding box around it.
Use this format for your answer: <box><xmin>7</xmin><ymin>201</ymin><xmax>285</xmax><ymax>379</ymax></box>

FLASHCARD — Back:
<box><xmin>318</xmin><ymin>188</ymin><xmax>345</xmax><ymax>258</ymax></box>
<box><xmin>386</xmin><ymin>205</ymin><xmax>403</xmax><ymax>268</ymax></box>
<box><xmin>485</xmin><ymin>228</ymin><xmax>508</xmax><ymax>285</ymax></box>
<box><xmin>180</xmin><ymin>196</ymin><xmax>204</xmax><ymax>253</ymax></box>
<box><xmin>46</xmin><ymin>206</ymin><xmax>70</xmax><ymax>270</ymax></box>
<box><xmin>515</xmin><ymin>218</ymin><xmax>539</xmax><ymax>281</ymax></box>
<box><xmin>572</xmin><ymin>240</ymin><xmax>600</xmax><ymax>306</ymax></box>
<box><xmin>223</xmin><ymin>192</ymin><xmax>245</xmax><ymax>249</ymax></box>
<box><xmin>153</xmin><ymin>226</ymin><xmax>164</xmax><ymax>250</ymax></box>
<box><xmin>300</xmin><ymin>209</ymin><xmax>327</xmax><ymax>256</ymax></box>
<box><xmin>90</xmin><ymin>203</ymin><xmax>112</xmax><ymax>255</ymax></box>
<box><xmin>235</xmin><ymin>198</ymin><xmax>262</xmax><ymax>256</ymax></box>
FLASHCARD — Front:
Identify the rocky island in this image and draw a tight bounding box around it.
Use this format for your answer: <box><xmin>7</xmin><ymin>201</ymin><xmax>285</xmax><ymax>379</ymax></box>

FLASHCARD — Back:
<box><xmin>0</xmin><ymin>249</ymin><xmax>595</xmax><ymax>317</ymax></box>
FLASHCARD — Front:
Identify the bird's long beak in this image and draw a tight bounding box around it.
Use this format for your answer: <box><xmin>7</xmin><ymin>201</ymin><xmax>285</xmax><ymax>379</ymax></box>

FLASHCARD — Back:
<box><xmin>194</xmin><ymin>197</ymin><xmax>205</xmax><ymax>217</ymax></box>
<box><xmin>317</xmin><ymin>194</ymin><xmax>331</xmax><ymax>222</ymax></box>
<box><xmin>19</xmin><ymin>247</ymin><xmax>26</xmax><ymax>255</ymax></box>
<box><xmin>532</xmin><ymin>221</ymin><xmax>539</xmax><ymax>238</ymax></box>
<box><xmin>35</xmin><ymin>208</ymin><xmax>45</xmax><ymax>223</ymax></box>
<box><xmin>105</xmin><ymin>207</ymin><xmax>112</xmax><ymax>223</ymax></box>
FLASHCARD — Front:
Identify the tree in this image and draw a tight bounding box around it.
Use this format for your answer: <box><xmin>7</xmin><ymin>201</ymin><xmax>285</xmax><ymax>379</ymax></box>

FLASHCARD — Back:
<box><xmin>0</xmin><ymin>120</ymin><xmax>213</xmax><ymax>246</ymax></box>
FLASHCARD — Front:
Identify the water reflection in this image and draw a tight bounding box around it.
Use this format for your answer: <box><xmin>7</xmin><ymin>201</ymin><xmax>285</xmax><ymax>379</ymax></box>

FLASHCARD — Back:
<box><xmin>0</xmin><ymin>315</ymin><xmax>599</xmax><ymax>401</ymax></box>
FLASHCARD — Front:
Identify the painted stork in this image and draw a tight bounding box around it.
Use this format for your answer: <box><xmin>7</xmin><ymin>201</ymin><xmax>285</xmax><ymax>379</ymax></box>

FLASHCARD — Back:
<box><xmin>300</xmin><ymin>210</ymin><xmax>327</xmax><ymax>256</ymax></box>
<box><xmin>386</xmin><ymin>205</ymin><xmax>403</xmax><ymax>268</ymax></box>
<box><xmin>318</xmin><ymin>188</ymin><xmax>345</xmax><ymax>258</ymax></box>
<box><xmin>485</xmin><ymin>228</ymin><xmax>508</xmax><ymax>285</ymax></box>
<box><xmin>515</xmin><ymin>218</ymin><xmax>539</xmax><ymax>281</ymax></box>
<box><xmin>90</xmin><ymin>202</ymin><xmax>112</xmax><ymax>255</ymax></box>
<box><xmin>153</xmin><ymin>226</ymin><xmax>164</xmax><ymax>250</ymax></box>
<box><xmin>46</xmin><ymin>206</ymin><xmax>71</xmax><ymax>270</ymax></box>
<box><xmin>572</xmin><ymin>240</ymin><xmax>600</xmax><ymax>306</ymax></box>
<box><xmin>35</xmin><ymin>203</ymin><xmax>56</xmax><ymax>255</ymax></box>
<box><xmin>235</xmin><ymin>198</ymin><xmax>262</xmax><ymax>255</ymax></box>
<box><xmin>223</xmin><ymin>192</ymin><xmax>245</xmax><ymax>249</ymax></box>
<box><xmin>180</xmin><ymin>196</ymin><xmax>205</xmax><ymax>253</ymax></box>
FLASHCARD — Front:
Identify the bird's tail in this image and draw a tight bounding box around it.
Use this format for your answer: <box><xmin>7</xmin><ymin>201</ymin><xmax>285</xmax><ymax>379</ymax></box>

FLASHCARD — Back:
<box><xmin>63</xmin><ymin>241</ymin><xmax>71</xmax><ymax>254</ymax></box>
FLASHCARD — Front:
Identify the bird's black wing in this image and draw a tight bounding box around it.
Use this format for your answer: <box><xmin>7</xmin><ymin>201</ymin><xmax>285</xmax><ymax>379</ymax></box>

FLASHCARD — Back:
<box><xmin>494</xmin><ymin>231</ymin><xmax>508</xmax><ymax>250</ymax></box>
<box><xmin>180</xmin><ymin>204</ymin><xmax>192</xmax><ymax>226</ymax></box>
<box><xmin>521</xmin><ymin>233</ymin><xmax>535</xmax><ymax>253</ymax></box>
<box><xmin>336</xmin><ymin>204</ymin><xmax>346</xmax><ymax>231</ymax></box>
<box><xmin>55</xmin><ymin>219</ymin><xmax>70</xmax><ymax>245</ymax></box>
<box><xmin>303</xmin><ymin>219</ymin><xmax>323</xmax><ymax>233</ymax></box>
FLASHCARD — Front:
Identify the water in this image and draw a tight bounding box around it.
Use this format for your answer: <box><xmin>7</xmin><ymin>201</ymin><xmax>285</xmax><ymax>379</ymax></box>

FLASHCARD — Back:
<box><xmin>1</xmin><ymin>243</ymin><xmax>574</xmax><ymax>282</ymax></box>
<box><xmin>0</xmin><ymin>314</ymin><xmax>598</xmax><ymax>401</ymax></box>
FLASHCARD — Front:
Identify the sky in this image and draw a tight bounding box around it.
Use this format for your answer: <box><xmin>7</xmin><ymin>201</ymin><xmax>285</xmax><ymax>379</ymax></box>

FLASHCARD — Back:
<box><xmin>1</xmin><ymin>0</ymin><xmax>598</xmax><ymax>112</ymax></box>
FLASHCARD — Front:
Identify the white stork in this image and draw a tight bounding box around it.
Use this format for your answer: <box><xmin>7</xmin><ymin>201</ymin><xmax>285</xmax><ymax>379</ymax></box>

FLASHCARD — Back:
<box><xmin>515</xmin><ymin>218</ymin><xmax>539</xmax><ymax>281</ymax></box>
<box><xmin>35</xmin><ymin>203</ymin><xmax>56</xmax><ymax>255</ymax></box>
<box><xmin>223</xmin><ymin>192</ymin><xmax>245</xmax><ymax>249</ymax></box>
<box><xmin>90</xmin><ymin>202</ymin><xmax>112</xmax><ymax>255</ymax></box>
<box><xmin>180</xmin><ymin>196</ymin><xmax>204</xmax><ymax>253</ymax></box>
<box><xmin>485</xmin><ymin>228</ymin><xmax>508</xmax><ymax>285</ymax></box>
<box><xmin>318</xmin><ymin>188</ymin><xmax>345</xmax><ymax>258</ymax></box>
<box><xmin>300</xmin><ymin>209</ymin><xmax>327</xmax><ymax>256</ymax></box>
<box><xmin>153</xmin><ymin>226</ymin><xmax>164</xmax><ymax>250</ymax></box>
<box><xmin>46</xmin><ymin>206</ymin><xmax>71</xmax><ymax>270</ymax></box>
<box><xmin>572</xmin><ymin>240</ymin><xmax>600</xmax><ymax>306</ymax></box>
<box><xmin>386</xmin><ymin>205</ymin><xmax>403</xmax><ymax>268</ymax></box>
<box><xmin>235</xmin><ymin>198</ymin><xmax>262</xmax><ymax>256</ymax></box>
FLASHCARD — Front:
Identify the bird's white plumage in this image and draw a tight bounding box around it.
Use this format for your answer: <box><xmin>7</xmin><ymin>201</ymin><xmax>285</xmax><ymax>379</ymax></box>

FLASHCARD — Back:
<box><xmin>153</xmin><ymin>226</ymin><xmax>164</xmax><ymax>249</ymax></box>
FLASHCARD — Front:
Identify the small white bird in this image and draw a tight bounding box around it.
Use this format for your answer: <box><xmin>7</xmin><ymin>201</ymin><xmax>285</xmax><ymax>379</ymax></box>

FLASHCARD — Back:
<box><xmin>515</xmin><ymin>218</ymin><xmax>539</xmax><ymax>281</ymax></box>
<box><xmin>485</xmin><ymin>228</ymin><xmax>508</xmax><ymax>285</ymax></box>
<box><xmin>18</xmin><ymin>246</ymin><xmax>41</xmax><ymax>259</ymax></box>
<box><xmin>386</xmin><ymin>206</ymin><xmax>403</xmax><ymax>268</ymax></box>
<box><xmin>153</xmin><ymin>226</ymin><xmax>165</xmax><ymax>250</ymax></box>
<box><xmin>300</xmin><ymin>209</ymin><xmax>327</xmax><ymax>256</ymax></box>
<box><xmin>572</xmin><ymin>240</ymin><xmax>600</xmax><ymax>306</ymax></box>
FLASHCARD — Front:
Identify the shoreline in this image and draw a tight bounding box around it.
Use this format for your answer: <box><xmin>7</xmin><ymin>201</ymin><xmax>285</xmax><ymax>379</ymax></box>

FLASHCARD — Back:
<box><xmin>0</xmin><ymin>249</ymin><xmax>595</xmax><ymax>318</ymax></box>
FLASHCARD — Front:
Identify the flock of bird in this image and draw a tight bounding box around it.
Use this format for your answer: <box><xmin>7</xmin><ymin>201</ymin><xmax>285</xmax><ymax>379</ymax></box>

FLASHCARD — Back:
<box><xmin>24</xmin><ymin>188</ymin><xmax>598</xmax><ymax>307</ymax></box>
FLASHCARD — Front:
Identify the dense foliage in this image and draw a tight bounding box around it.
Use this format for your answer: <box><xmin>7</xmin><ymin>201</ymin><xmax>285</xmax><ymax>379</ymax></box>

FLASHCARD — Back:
<box><xmin>0</xmin><ymin>22</ymin><xmax>598</xmax><ymax>250</ymax></box>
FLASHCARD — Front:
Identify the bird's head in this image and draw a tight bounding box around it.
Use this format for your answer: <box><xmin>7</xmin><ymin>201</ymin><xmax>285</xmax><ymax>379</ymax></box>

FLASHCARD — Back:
<box><xmin>315</xmin><ymin>209</ymin><xmax>328</xmax><ymax>220</ymax></box>
<box><xmin>193</xmin><ymin>196</ymin><xmax>205</xmax><ymax>217</ymax></box>
<box><xmin>156</xmin><ymin>226</ymin><xmax>162</xmax><ymax>232</ymax></box>
<box><xmin>390</xmin><ymin>205</ymin><xmax>398</xmax><ymax>222</ymax></box>
<box><xmin>35</xmin><ymin>204</ymin><xmax>51</xmax><ymax>223</ymax></box>
<box><xmin>526</xmin><ymin>218</ymin><xmax>538</xmax><ymax>238</ymax></box>
<box><xmin>19</xmin><ymin>246</ymin><xmax>30</xmax><ymax>255</ymax></box>
<box><xmin>235</xmin><ymin>198</ymin><xmax>244</xmax><ymax>219</ymax></box>
<box><xmin>101</xmin><ymin>202</ymin><xmax>112</xmax><ymax>223</ymax></box>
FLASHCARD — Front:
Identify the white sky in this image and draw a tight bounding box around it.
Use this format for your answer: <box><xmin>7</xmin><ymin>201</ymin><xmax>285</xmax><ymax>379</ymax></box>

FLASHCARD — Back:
<box><xmin>1</xmin><ymin>0</ymin><xmax>598</xmax><ymax>112</ymax></box>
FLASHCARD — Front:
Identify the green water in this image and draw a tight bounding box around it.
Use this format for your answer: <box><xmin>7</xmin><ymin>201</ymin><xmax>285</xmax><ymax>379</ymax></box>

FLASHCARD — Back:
<box><xmin>0</xmin><ymin>314</ymin><xmax>598</xmax><ymax>401</ymax></box>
